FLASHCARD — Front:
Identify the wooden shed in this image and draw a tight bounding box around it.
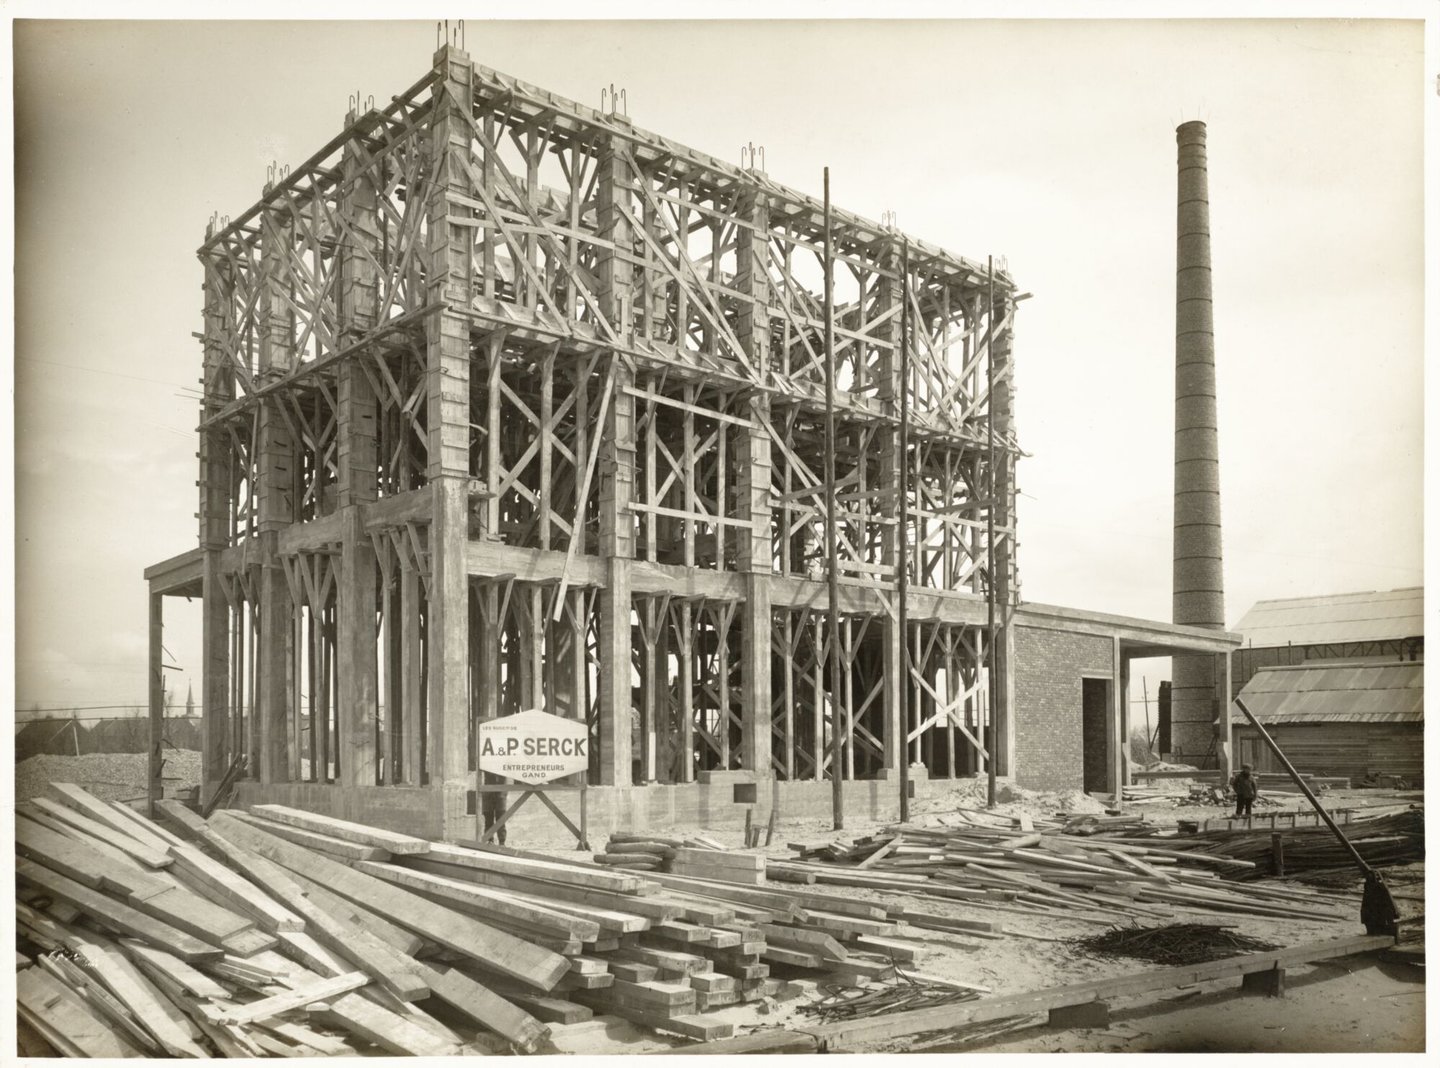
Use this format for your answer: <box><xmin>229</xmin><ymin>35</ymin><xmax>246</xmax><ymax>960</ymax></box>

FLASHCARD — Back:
<box><xmin>1233</xmin><ymin>662</ymin><xmax>1423</xmax><ymax>786</ymax></box>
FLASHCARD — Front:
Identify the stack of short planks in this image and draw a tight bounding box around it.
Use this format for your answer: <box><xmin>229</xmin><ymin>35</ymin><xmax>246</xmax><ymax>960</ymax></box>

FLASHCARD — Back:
<box><xmin>773</xmin><ymin>812</ymin><xmax>1355</xmax><ymax>925</ymax></box>
<box><xmin>15</xmin><ymin>786</ymin><xmax>974</xmax><ymax>1054</ymax></box>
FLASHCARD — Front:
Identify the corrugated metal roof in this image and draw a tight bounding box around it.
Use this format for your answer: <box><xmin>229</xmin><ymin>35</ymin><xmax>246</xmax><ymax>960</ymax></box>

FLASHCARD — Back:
<box><xmin>1235</xmin><ymin>661</ymin><xmax>1424</xmax><ymax>725</ymax></box>
<box><xmin>1233</xmin><ymin>587</ymin><xmax>1423</xmax><ymax>648</ymax></box>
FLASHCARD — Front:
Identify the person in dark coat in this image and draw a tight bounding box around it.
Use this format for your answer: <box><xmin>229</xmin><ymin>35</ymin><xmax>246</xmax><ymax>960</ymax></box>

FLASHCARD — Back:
<box><xmin>481</xmin><ymin>773</ymin><xmax>509</xmax><ymax>845</ymax></box>
<box><xmin>1230</xmin><ymin>763</ymin><xmax>1258</xmax><ymax>819</ymax></box>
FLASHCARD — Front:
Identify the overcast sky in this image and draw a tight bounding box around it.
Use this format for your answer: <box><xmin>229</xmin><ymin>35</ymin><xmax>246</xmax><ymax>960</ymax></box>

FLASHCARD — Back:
<box><xmin>8</xmin><ymin>12</ymin><xmax>1432</xmax><ymax>715</ymax></box>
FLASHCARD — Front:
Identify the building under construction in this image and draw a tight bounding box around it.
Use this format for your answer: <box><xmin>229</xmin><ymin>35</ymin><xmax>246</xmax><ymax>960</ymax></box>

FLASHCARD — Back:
<box><xmin>143</xmin><ymin>46</ymin><xmax>1239</xmax><ymax>838</ymax></box>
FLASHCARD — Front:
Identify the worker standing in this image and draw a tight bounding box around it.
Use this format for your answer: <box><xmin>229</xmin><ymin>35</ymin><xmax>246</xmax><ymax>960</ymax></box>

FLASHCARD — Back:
<box><xmin>481</xmin><ymin>772</ymin><xmax>509</xmax><ymax>845</ymax></box>
<box><xmin>1230</xmin><ymin>763</ymin><xmax>1258</xmax><ymax>820</ymax></box>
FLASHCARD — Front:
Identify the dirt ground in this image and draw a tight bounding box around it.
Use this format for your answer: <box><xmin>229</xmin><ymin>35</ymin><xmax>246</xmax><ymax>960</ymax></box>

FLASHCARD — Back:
<box><xmin>21</xmin><ymin>754</ymin><xmax>1425</xmax><ymax>1054</ymax></box>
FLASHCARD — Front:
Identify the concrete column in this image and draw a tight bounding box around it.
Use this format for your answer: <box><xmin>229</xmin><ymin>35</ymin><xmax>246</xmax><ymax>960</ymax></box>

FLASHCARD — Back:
<box><xmin>335</xmin><ymin>117</ymin><xmax>382</xmax><ymax>787</ymax></box>
<box><xmin>595</xmin><ymin>134</ymin><xmax>636</xmax><ymax>786</ymax></box>
<box><xmin>876</xmin><ymin>241</ymin><xmax>903</xmax><ymax>777</ymax></box>
<box><xmin>254</xmin><ymin>198</ymin><xmax>298</xmax><ymax>786</ymax></box>
<box><xmin>735</xmin><ymin>184</ymin><xmax>773</xmax><ymax>779</ymax></box>
<box><xmin>426</xmin><ymin>45</ymin><xmax>475</xmax><ymax>832</ymax></box>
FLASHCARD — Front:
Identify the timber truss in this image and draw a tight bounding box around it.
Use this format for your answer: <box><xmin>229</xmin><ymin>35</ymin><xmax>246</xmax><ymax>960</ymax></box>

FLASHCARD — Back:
<box><xmin>190</xmin><ymin>45</ymin><xmax>1021</xmax><ymax>823</ymax></box>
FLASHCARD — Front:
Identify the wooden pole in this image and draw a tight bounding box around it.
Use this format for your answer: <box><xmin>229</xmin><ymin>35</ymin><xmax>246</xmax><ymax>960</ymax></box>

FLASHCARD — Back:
<box><xmin>823</xmin><ymin>168</ymin><xmax>843</xmax><ymax>831</ymax></box>
<box><xmin>986</xmin><ymin>257</ymin><xmax>998</xmax><ymax>810</ymax></box>
<box><xmin>897</xmin><ymin>239</ymin><xmax>911</xmax><ymax>824</ymax></box>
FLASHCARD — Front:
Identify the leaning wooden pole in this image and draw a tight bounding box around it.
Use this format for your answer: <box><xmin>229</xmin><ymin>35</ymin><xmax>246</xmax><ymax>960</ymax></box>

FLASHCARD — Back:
<box><xmin>897</xmin><ymin>239</ymin><xmax>912</xmax><ymax>824</ymax></box>
<box><xmin>823</xmin><ymin>168</ymin><xmax>843</xmax><ymax>830</ymax></box>
<box><xmin>986</xmin><ymin>256</ymin><xmax>998</xmax><ymax>810</ymax></box>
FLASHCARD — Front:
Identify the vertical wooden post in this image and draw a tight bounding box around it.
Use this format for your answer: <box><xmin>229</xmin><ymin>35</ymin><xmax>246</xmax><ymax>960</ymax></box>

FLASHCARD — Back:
<box><xmin>1112</xmin><ymin>636</ymin><xmax>1125</xmax><ymax>807</ymax></box>
<box><xmin>427</xmin><ymin>45</ymin><xmax>476</xmax><ymax>830</ymax></box>
<box><xmin>991</xmin><ymin>286</ymin><xmax>1016</xmax><ymax>779</ymax></box>
<box><xmin>199</xmin><ymin>239</ymin><xmax>235</xmax><ymax>803</ymax></box>
<box><xmin>887</xmin><ymin>238</ymin><xmax>909</xmax><ymax>813</ymax></box>
<box><xmin>823</xmin><ymin>169</ymin><xmax>844</xmax><ymax>828</ymax></box>
<box><xmin>147</xmin><ymin>591</ymin><xmax>165</xmax><ymax>816</ymax></box>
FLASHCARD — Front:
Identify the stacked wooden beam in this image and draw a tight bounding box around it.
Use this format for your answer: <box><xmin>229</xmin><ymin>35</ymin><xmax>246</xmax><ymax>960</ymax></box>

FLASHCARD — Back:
<box><xmin>593</xmin><ymin>832</ymin><xmax>734</xmax><ymax>875</ymax></box>
<box><xmin>17</xmin><ymin>786</ymin><xmax>982</xmax><ymax>1054</ymax></box>
<box><xmin>775</xmin><ymin>816</ymin><xmax>1355</xmax><ymax>924</ymax></box>
<box><xmin>1166</xmin><ymin>807</ymin><xmax>1424</xmax><ymax>880</ymax></box>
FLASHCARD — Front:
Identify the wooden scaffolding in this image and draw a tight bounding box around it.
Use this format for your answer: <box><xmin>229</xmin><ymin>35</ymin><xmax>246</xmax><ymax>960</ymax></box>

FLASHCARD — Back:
<box><xmin>185</xmin><ymin>45</ymin><xmax>1021</xmax><ymax>831</ymax></box>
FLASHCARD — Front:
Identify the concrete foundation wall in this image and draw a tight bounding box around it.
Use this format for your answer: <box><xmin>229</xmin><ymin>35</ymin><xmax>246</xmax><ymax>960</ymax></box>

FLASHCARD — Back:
<box><xmin>1013</xmin><ymin>625</ymin><xmax>1113</xmax><ymax>791</ymax></box>
<box><xmin>230</xmin><ymin>775</ymin><xmax>1001</xmax><ymax>847</ymax></box>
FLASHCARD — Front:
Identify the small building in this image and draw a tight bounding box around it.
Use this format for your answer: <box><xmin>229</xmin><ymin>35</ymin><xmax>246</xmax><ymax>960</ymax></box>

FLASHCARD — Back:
<box><xmin>1233</xmin><ymin>661</ymin><xmax>1423</xmax><ymax>785</ymax></box>
<box><xmin>1230</xmin><ymin>587</ymin><xmax>1423</xmax><ymax>785</ymax></box>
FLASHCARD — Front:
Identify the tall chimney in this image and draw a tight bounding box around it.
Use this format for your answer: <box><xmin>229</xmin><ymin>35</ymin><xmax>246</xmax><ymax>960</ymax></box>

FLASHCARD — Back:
<box><xmin>1171</xmin><ymin>120</ymin><xmax>1225</xmax><ymax>759</ymax></box>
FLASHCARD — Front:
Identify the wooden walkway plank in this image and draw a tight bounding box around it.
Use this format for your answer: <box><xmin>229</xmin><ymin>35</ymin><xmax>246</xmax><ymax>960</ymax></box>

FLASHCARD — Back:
<box><xmin>803</xmin><ymin>933</ymin><xmax>1396</xmax><ymax>1049</ymax></box>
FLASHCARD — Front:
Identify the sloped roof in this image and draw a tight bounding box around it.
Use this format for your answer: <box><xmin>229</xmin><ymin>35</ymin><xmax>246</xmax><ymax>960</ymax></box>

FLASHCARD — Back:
<box><xmin>1235</xmin><ymin>661</ymin><xmax>1423</xmax><ymax>725</ymax></box>
<box><xmin>1233</xmin><ymin>588</ymin><xmax>1423</xmax><ymax>648</ymax></box>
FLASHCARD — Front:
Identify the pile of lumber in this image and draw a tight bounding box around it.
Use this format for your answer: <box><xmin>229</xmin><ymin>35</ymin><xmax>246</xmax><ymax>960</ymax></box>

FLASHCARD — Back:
<box><xmin>1167</xmin><ymin>807</ymin><xmax>1424</xmax><ymax>880</ymax></box>
<box><xmin>775</xmin><ymin>816</ymin><xmax>1355</xmax><ymax>925</ymax></box>
<box><xmin>15</xmin><ymin>784</ymin><xmax>980</xmax><ymax>1054</ymax></box>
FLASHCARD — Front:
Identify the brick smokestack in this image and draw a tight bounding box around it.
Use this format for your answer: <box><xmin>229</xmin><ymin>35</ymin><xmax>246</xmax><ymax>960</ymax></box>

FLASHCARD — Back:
<box><xmin>1171</xmin><ymin>120</ymin><xmax>1225</xmax><ymax>759</ymax></box>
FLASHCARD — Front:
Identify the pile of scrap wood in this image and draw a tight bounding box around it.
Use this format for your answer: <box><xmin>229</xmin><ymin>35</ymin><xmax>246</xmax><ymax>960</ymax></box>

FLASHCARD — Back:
<box><xmin>773</xmin><ymin>810</ymin><xmax>1355</xmax><ymax>925</ymax></box>
<box><xmin>14</xmin><ymin>784</ymin><xmax>979</xmax><ymax>1056</ymax></box>
<box><xmin>1070</xmin><ymin>923</ymin><xmax>1279</xmax><ymax>966</ymax></box>
<box><xmin>1164</xmin><ymin>807</ymin><xmax>1424</xmax><ymax>880</ymax></box>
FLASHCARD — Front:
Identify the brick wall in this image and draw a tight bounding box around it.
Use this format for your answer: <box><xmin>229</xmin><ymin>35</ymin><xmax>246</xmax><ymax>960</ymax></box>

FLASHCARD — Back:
<box><xmin>1013</xmin><ymin>625</ymin><xmax>1112</xmax><ymax>791</ymax></box>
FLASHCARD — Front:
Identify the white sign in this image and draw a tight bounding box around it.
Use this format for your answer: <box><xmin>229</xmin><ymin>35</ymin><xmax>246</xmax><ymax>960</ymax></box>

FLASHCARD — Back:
<box><xmin>476</xmin><ymin>709</ymin><xmax>589</xmax><ymax>785</ymax></box>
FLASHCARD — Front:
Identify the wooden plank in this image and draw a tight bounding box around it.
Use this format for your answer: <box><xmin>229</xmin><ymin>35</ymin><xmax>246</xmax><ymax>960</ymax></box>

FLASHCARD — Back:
<box><xmin>15</xmin><ymin>814</ymin><xmax>172</xmax><ymax>898</ymax></box>
<box><xmin>425</xmin><ymin>840</ymin><xmax>653</xmax><ymax>893</ymax></box>
<box><xmin>247</xmin><ymin>803</ymin><xmax>430</xmax><ymax>853</ymax></box>
<box><xmin>358</xmin><ymin>860</ymin><xmax>601</xmax><ymax>940</ymax></box>
<box><xmin>284</xmin><ymin>866</ymin><xmax>425</xmax><ymax>954</ymax></box>
<box><xmin>30</xmin><ymin>796</ymin><xmax>174</xmax><ymax>868</ymax></box>
<box><xmin>17</xmin><ymin>966</ymin><xmax>146</xmax><ymax>1058</ymax></box>
<box><xmin>259</xmin><ymin>1019</ymin><xmax>357</xmax><ymax>1056</ymax></box>
<box><xmin>417</xmin><ymin>961</ymin><xmax>549</xmax><ymax>1052</ymax></box>
<box><xmin>762</xmin><ymin>923</ymin><xmax>847</xmax><ymax>960</ymax></box>
<box><xmin>217</xmin><ymin>970</ymin><xmax>370</xmax><ymax>1025</ymax></box>
<box><xmin>167</xmin><ymin>841</ymin><xmax>306</xmax><ymax>933</ymax></box>
<box><xmin>229</xmin><ymin>809</ymin><xmax>392</xmax><ymax>860</ymax></box>
<box><xmin>805</xmin><ymin>933</ymin><xmax>1396</xmax><ymax>1049</ymax></box>
<box><xmin>317</xmin><ymin>992</ymin><xmax>463</xmax><ymax>1056</ymax></box>
<box><xmin>16</xmin><ymin>858</ymin><xmax>224</xmax><ymax>962</ymax></box>
<box><xmin>660</xmin><ymin>1028</ymin><xmax>818</xmax><ymax>1055</ymax></box>
<box><xmin>401</xmin><ymin>855</ymin><xmax>680</xmax><ymax>921</ymax></box>
<box><xmin>48</xmin><ymin>782</ymin><xmax>175</xmax><ymax>854</ymax></box>
<box><xmin>70</xmin><ymin>931</ymin><xmax>210</xmax><ymax>1056</ymax></box>
<box><xmin>187</xmin><ymin>819</ymin><xmax>430</xmax><ymax>1002</ymax></box>
<box><xmin>120</xmin><ymin>939</ymin><xmax>232</xmax><ymax>1000</ymax></box>
<box><xmin>107</xmin><ymin>799</ymin><xmax>190</xmax><ymax>849</ymax></box>
<box><xmin>213</xmin><ymin>813</ymin><xmax>569</xmax><ymax>991</ymax></box>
